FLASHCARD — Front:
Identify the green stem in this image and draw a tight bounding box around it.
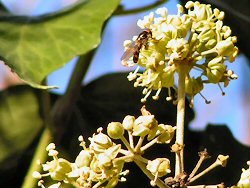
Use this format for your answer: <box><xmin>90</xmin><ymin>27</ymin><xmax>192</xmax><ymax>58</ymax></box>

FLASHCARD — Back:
<box><xmin>21</xmin><ymin>128</ymin><xmax>52</xmax><ymax>188</ymax></box>
<box><xmin>175</xmin><ymin>66</ymin><xmax>186</xmax><ymax>177</ymax></box>
<box><xmin>113</xmin><ymin>0</ymin><xmax>168</xmax><ymax>16</ymax></box>
<box><xmin>51</xmin><ymin>50</ymin><xmax>95</xmax><ymax>142</ymax></box>
<box><xmin>114</xmin><ymin>154</ymin><xmax>134</xmax><ymax>163</ymax></box>
<box><xmin>133</xmin><ymin>155</ymin><xmax>149</xmax><ymax>164</ymax></box>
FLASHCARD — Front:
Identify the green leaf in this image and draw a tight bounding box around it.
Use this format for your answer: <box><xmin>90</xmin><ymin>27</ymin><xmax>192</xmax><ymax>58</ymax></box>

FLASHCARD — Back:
<box><xmin>0</xmin><ymin>85</ymin><xmax>42</xmax><ymax>164</ymax></box>
<box><xmin>0</xmin><ymin>0</ymin><xmax>120</xmax><ymax>88</ymax></box>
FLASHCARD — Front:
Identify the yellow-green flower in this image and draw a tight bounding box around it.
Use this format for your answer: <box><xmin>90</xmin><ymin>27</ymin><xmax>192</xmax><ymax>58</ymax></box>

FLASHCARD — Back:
<box><xmin>122</xmin><ymin>1</ymin><xmax>238</xmax><ymax>104</ymax></box>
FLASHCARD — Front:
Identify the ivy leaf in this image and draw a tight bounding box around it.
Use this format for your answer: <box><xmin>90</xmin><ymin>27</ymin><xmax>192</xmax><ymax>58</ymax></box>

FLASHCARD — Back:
<box><xmin>0</xmin><ymin>0</ymin><xmax>120</xmax><ymax>88</ymax></box>
<box><xmin>0</xmin><ymin>85</ymin><xmax>42</xmax><ymax>165</ymax></box>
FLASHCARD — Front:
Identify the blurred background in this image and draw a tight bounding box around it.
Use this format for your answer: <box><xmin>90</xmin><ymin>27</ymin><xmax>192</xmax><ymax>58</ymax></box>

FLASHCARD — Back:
<box><xmin>0</xmin><ymin>0</ymin><xmax>249</xmax><ymax>145</ymax></box>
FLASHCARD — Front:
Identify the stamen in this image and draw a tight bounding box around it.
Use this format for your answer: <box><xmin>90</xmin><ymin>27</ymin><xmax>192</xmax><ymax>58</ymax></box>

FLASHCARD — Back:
<box><xmin>141</xmin><ymin>89</ymin><xmax>152</xmax><ymax>103</ymax></box>
<box><xmin>142</xmin><ymin>88</ymin><xmax>148</xmax><ymax>95</ymax></box>
<box><xmin>127</xmin><ymin>66</ymin><xmax>140</xmax><ymax>81</ymax></box>
<box><xmin>199</xmin><ymin>92</ymin><xmax>211</xmax><ymax>104</ymax></box>
<box><xmin>38</xmin><ymin>180</ymin><xmax>45</xmax><ymax>188</ymax></box>
<box><xmin>152</xmin><ymin>88</ymin><xmax>162</xmax><ymax>100</ymax></box>
<box><xmin>218</xmin><ymin>83</ymin><xmax>225</xmax><ymax>96</ymax></box>
<box><xmin>166</xmin><ymin>88</ymin><xmax>173</xmax><ymax>101</ymax></box>
<box><xmin>150</xmin><ymin>172</ymin><xmax>159</xmax><ymax>187</ymax></box>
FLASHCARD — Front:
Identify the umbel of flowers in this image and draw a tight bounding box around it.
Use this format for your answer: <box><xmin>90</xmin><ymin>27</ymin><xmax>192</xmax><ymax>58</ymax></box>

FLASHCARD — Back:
<box><xmin>122</xmin><ymin>1</ymin><xmax>238</xmax><ymax>106</ymax></box>
<box><xmin>33</xmin><ymin>107</ymin><xmax>175</xmax><ymax>188</ymax></box>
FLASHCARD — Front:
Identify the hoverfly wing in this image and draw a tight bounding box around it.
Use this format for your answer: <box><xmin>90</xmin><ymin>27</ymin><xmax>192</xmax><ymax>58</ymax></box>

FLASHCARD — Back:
<box><xmin>121</xmin><ymin>29</ymin><xmax>152</xmax><ymax>66</ymax></box>
<box><xmin>121</xmin><ymin>40</ymin><xmax>139</xmax><ymax>66</ymax></box>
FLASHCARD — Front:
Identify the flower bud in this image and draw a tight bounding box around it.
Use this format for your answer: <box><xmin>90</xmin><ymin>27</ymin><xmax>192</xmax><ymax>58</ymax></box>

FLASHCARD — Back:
<box><xmin>161</xmin><ymin>70</ymin><xmax>175</xmax><ymax>88</ymax></box>
<box><xmin>205</xmin><ymin>39</ymin><xmax>217</xmax><ymax>49</ymax></box>
<box><xmin>49</xmin><ymin>158</ymin><xmax>72</xmax><ymax>181</ymax></box>
<box><xmin>206</xmin><ymin>56</ymin><xmax>226</xmax><ymax>83</ymax></box>
<box><xmin>75</xmin><ymin>150</ymin><xmax>92</xmax><ymax>167</ymax></box>
<box><xmin>185</xmin><ymin>77</ymin><xmax>203</xmax><ymax>96</ymax></box>
<box><xmin>122</xmin><ymin>115</ymin><xmax>135</xmax><ymax>130</ymax></box>
<box><xmin>147</xmin><ymin>158</ymin><xmax>171</xmax><ymax>177</ymax></box>
<box><xmin>199</xmin><ymin>30</ymin><xmax>216</xmax><ymax>43</ymax></box>
<box><xmin>216</xmin><ymin>38</ymin><xmax>235</xmax><ymax>56</ymax></box>
<box><xmin>97</xmin><ymin>153</ymin><xmax>112</xmax><ymax>167</ymax></box>
<box><xmin>132</xmin><ymin>123</ymin><xmax>150</xmax><ymax>137</ymax></box>
<box><xmin>89</xmin><ymin>132</ymin><xmax>113</xmax><ymax>153</ymax></box>
<box><xmin>133</xmin><ymin>115</ymin><xmax>158</xmax><ymax>137</ymax></box>
<box><xmin>157</xmin><ymin>125</ymin><xmax>176</xmax><ymax>144</ymax></box>
<box><xmin>107</xmin><ymin>122</ymin><xmax>124</xmax><ymax>139</ymax></box>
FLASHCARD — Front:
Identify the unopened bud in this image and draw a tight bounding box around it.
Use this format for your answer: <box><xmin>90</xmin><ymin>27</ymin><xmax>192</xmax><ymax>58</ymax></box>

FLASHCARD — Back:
<box><xmin>108</xmin><ymin>122</ymin><xmax>124</xmax><ymax>139</ymax></box>
<box><xmin>122</xmin><ymin>115</ymin><xmax>135</xmax><ymax>130</ymax></box>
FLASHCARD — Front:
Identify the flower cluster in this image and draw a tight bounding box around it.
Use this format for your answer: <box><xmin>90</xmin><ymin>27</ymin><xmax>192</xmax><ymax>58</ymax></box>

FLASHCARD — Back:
<box><xmin>34</xmin><ymin>107</ymin><xmax>175</xmax><ymax>188</ymax></box>
<box><xmin>122</xmin><ymin>1</ymin><xmax>238</xmax><ymax>105</ymax></box>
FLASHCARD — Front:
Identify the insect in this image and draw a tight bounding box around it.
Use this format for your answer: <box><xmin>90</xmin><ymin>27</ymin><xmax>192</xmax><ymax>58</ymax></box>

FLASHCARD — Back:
<box><xmin>121</xmin><ymin>29</ymin><xmax>152</xmax><ymax>66</ymax></box>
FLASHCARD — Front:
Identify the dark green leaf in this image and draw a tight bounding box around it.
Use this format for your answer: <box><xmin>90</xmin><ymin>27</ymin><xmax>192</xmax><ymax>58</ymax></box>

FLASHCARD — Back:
<box><xmin>0</xmin><ymin>85</ymin><xmax>42</xmax><ymax>164</ymax></box>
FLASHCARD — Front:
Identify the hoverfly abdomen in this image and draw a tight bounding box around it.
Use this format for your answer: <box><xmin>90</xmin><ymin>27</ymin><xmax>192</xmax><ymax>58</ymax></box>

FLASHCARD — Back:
<box><xmin>133</xmin><ymin>52</ymin><xmax>140</xmax><ymax>63</ymax></box>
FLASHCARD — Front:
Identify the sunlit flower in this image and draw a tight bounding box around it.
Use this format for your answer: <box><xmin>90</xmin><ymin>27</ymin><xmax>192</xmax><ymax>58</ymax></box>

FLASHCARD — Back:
<box><xmin>237</xmin><ymin>161</ymin><xmax>250</xmax><ymax>188</ymax></box>
<box><xmin>122</xmin><ymin>1</ymin><xmax>238</xmax><ymax>105</ymax></box>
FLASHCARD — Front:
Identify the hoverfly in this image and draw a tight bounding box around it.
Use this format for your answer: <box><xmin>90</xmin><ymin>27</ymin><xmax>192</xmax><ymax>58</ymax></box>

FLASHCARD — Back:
<box><xmin>121</xmin><ymin>29</ymin><xmax>152</xmax><ymax>66</ymax></box>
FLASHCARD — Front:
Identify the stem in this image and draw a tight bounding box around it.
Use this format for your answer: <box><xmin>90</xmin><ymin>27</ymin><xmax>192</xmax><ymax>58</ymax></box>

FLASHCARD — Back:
<box><xmin>188</xmin><ymin>155</ymin><xmax>229</xmax><ymax>183</ymax></box>
<box><xmin>175</xmin><ymin>66</ymin><xmax>186</xmax><ymax>177</ymax></box>
<box><xmin>52</xmin><ymin>50</ymin><xmax>95</xmax><ymax>143</ymax></box>
<box><xmin>134</xmin><ymin>137</ymin><xmax>145</xmax><ymax>152</ymax></box>
<box><xmin>188</xmin><ymin>149</ymin><xmax>210</xmax><ymax>181</ymax></box>
<box><xmin>113</xmin><ymin>0</ymin><xmax>168</xmax><ymax>16</ymax></box>
<box><xmin>188</xmin><ymin>162</ymin><xmax>220</xmax><ymax>183</ymax></box>
<box><xmin>114</xmin><ymin>154</ymin><xmax>134</xmax><ymax>163</ymax></box>
<box><xmin>141</xmin><ymin>136</ymin><xmax>158</xmax><ymax>152</ymax></box>
<box><xmin>21</xmin><ymin>128</ymin><xmax>52</xmax><ymax>188</ymax></box>
<box><xmin>120</xmin><ymin>135</ymin><xmax>134</xmax><ymax>153</ymax></box>
<box><xmin>128</xmin><ymin>131</ymin><xmax>135</xmax><ymax>149</ymax></box>
<box><xmin>134</xmin><ymin>155</ymin><xmax>149</xmax><ymax>164</ymax></box>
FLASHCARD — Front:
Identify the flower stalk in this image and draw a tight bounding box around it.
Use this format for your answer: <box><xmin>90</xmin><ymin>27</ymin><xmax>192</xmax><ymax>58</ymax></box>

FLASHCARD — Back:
<box><xmin>21</xmin><ymin>128</ymin><xmax>52</xmax><ymax>188</ymax></box>
<box><xmin>188</xmin><ymin>155</ymin><xmax>229</xmax><ymax>183</ymax></box>
<box><xmin>175</xmin><ymin>65</ymin><xmax>187</xmax><ymax>177</ymax></box>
